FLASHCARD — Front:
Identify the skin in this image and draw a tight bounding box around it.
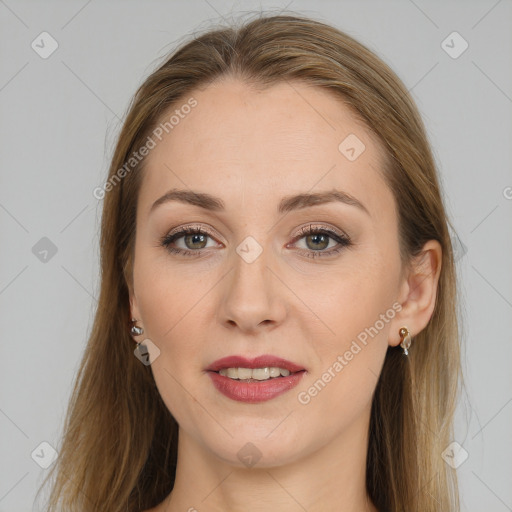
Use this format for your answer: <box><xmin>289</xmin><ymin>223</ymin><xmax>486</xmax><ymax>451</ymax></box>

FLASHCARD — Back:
<box><xmin>129</xmin><ymin>77</ymin><xmax>442</xmax><ymax>512</ymax></box>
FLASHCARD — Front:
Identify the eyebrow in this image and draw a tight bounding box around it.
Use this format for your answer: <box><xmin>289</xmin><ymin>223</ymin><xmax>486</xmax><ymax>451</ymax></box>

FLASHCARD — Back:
<box><xmin>149</xmin><ymin>188</ymin><xmax>370</xmax><ymax>216</ymax></box>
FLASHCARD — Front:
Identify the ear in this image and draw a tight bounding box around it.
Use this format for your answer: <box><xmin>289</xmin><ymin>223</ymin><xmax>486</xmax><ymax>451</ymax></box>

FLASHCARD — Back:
<box><xmin>389</xmin><ymin>240</ymin><xmax>442</xmax><ymax>347</ymax></box>
<box><xmin>129</xmin><ymin>288</ymin><xmax>141</xmax><ymax>322</ymax></box>
<box><xmin>126</xmin><ymin>268</ymin><xmax>141</xmax><ymax>322</ymax></box>
<box><xmin>124</xmin><ymin>255</ymin><xmax>142</xmax><ymax>322</ymax></box>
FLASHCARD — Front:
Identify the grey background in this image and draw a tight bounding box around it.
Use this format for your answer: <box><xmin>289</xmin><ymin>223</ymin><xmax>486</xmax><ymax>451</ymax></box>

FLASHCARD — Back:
<box><xmin>1</xmin><ymin>0</ymin><xmax>511</xmax><ymax>510</ymax></box>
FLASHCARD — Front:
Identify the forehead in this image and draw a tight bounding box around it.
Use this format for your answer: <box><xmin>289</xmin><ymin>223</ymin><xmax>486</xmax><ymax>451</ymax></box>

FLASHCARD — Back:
<box><xmin>138</xmin><ymin>77</ymin><xmax>393</xmax><ymax>218</ymax></box>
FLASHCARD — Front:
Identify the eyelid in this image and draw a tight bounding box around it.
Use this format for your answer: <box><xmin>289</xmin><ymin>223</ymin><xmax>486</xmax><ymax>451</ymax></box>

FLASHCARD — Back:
<box><xmin>163</xmin><ymin>223</ymin><xmax>348</xmax><ymax>246</ymax></box>
<box><xmin>291</xmin><ymin>222</ymin><xmax>349</xmax><ymax>240</ymax></box>
<box><xmin>160</xmin><ymin>222</ymin><xmax>352</xmax><ymax>259</ymax></box>
<box><xmin>165</xmin><ymin>223</ymin><xmax>219</xmax><ymax>239</ymax></box>
<box><xmin>286</xmin><ymin>223</ymin><xmax>352</xmax><ymax>259</ymax></box>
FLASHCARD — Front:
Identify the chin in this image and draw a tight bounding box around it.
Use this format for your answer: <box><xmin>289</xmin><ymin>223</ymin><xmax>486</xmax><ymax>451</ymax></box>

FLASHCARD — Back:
<box><xmin>214</xmin><ymin>443</ymin><xmax>304</xmax><ymax>469</ymax></box>
<box><xmin>199</xmin><ymin>426</ymin><xmax>311</xmax><ymax>469</ymax></box>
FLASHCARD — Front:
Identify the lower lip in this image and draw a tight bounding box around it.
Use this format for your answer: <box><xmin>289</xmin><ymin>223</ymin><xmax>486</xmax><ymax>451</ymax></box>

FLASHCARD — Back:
<box><xmin>207</xmin><ymin>371</ymin><xmax>306</xmax><ymax>403</ymax></box>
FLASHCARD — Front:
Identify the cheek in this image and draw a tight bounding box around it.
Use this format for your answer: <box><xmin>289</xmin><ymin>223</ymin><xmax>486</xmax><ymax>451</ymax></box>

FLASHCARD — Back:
<box><xmin>297</xmin><ymin>250</ymin><xmax>400</xmax><ymax>402</ymax></box>
<box><xmin>304</xmin><ymin>255</ymin><xmax>399</xmax><ymax>350</ymax></box>
<box><xmin>132</xmin><ymin>257</ymin><xmax>214</xmax><ymax>421</ymax></box>
<box><xmin>133</xmin><ymin>259</ymin><xmax>212</xmax><ymax>424</ymax></box>
<box><xmin>133</xmin><ymin>248</ymin><xmax>210</xmax><ymax>342</ymax></box>
<box><xmin>294</xmin><ymin>281</ymin><xmax>394</xmax><ymax>442</ymax></box>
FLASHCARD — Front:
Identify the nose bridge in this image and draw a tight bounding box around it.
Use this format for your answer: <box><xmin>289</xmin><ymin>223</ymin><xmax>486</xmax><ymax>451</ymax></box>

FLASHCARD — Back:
<box><xmin>219</xmin><ymin>235</ymin><xmax>285</xmax><ymax>330</ymax></box>
<box><xmin>234</xmin><ymin>237</ymin><xmax>269</xmax><ymax>289</ymax></box>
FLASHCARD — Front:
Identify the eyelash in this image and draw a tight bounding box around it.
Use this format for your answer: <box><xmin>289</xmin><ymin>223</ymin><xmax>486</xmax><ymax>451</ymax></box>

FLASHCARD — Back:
<box><xmin>159</xmin><ymin>224</ymin><xmax>352</xmax><ymax>259</ymax></box>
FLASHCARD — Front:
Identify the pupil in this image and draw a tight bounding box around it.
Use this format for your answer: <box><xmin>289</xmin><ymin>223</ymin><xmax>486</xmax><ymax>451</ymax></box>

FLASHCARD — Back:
<box><xmin>186</xmin><ymin>233</ymin><xmax>206</xmax><ymax>249</ymax></box>
<box><xmin>183</xmin><ymin>233</ymin><xmax>330</xmax><ymax>251</ymax></box>
<box><xmin>307</xmin><ymin>234</ymin><xmax>328</xmax><ymax>250</ymax></box>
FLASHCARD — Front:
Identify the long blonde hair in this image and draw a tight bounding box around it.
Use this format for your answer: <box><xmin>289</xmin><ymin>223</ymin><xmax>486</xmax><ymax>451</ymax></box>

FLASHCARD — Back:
<box><xmin>39</xmin><ymin>12</ymin><xmax>461</xmax><ymax>511</ymax></box>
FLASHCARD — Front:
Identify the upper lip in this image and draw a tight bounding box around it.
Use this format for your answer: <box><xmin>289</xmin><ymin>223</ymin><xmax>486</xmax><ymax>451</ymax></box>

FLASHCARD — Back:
<box><xmin>206</xmin><ymin>355</ymin><xmax>305</xmax><ymax>373</ymax></box>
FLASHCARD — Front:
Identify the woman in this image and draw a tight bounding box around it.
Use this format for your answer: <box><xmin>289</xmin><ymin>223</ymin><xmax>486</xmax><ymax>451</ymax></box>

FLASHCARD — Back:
<box><xmin>40</xmin><ymin>12</ymin><xmax>462</xmax><ymax>512</ymax></box>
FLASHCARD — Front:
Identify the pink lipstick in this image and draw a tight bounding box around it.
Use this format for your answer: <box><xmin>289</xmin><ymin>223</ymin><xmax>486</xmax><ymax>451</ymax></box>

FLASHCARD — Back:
<box><xmin>206</xmin><ymin>354</ymin><xmax>306</xmax><ymax>403</ymax></box>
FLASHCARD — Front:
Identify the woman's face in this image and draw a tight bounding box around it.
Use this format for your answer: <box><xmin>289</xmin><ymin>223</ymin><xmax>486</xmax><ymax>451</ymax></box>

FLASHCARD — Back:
<box><xmin>130</xmin><ymin>77</ymin><xmax>407</xmax><ymax>467</ymax></box>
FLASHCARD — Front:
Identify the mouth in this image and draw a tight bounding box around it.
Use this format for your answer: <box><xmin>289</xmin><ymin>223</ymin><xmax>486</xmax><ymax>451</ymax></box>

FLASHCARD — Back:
<box><xmin>205</xmin><ymin>354</ymin><xmax>306</xmax><ymax>403</ymax></box>
<box><xmin>206</xmin><ymin>354</ymin><xmax>305</xmax><ymax>375</ymax></box>
<box><xmin>211</xmin><ymin>366</ymin><xmax>304</xmax><ymax>382</ymax></box>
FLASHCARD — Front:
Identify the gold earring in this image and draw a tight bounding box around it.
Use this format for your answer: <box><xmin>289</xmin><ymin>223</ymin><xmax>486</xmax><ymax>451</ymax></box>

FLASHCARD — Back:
<box><xmin>399</xmin><ymin>327</ymin><xmax>412</xmax><ymax>355</ymax></box>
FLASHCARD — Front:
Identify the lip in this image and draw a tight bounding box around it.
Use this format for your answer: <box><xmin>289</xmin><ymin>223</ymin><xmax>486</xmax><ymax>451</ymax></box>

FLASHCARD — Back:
<box><xmin>205</xmin><ymin>355</ymin><xmax>305</xmax><ymax>373</ymax></box>
<box><xmin>205</xmin><ymin>354</ymin><xmax>306</xmax><ymax>403</ymax></box>
<box><xmin>207</xmin><ymin>370</ymin><xmax>306</xmax><ymax>403</ymax></box>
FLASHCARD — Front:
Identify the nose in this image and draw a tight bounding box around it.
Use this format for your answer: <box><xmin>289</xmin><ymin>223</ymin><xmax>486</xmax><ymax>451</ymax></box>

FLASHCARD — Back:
<box><xmin>218</xmin><ymin>242</ymin><xmax>287</xmax><ymax>333</ymax></box>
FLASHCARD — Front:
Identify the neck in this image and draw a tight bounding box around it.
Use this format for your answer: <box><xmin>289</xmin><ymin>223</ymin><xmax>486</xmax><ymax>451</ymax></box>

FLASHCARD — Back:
<box><xmin>163</xmin><ymin>409</ymin><xmax>377</xmax><ymax>512</ymax></box>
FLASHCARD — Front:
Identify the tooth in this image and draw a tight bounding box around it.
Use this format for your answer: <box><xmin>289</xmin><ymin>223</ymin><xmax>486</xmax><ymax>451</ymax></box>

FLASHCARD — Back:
<box><xmin>217</xmin><ymin>367</ymin><xmax>295</xmax><ymax>379</ymax></box>
<box><xmin>237</xmin><ymin>367</ymin><xmax>253</xmax><ymax>380</ymax></box>
<box><xmin>227</xmin><ymin>368</ymin><xmax>239</xmax><ymax>379</ymax></box>
<box><xmin>269</xmin><ymin>367</ymin><xmax>281</xmax><ymax>378</ymax></box>
<box><xmin>252</xmin><ymin>368</ymin><xmax>270</xmax><ymax>380</ymax></box>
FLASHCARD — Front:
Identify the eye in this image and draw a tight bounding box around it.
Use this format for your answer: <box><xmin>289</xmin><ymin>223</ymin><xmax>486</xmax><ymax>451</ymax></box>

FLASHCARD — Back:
<box><xmin>159</xmin><ymin>223</ymin><xmax>352</xmax><ymax>259</ymax></box>
<box><xmin>290</xmin><ymin>224</ymin><xmax>352</xmax><ymax>259</ymax></box>
<box><xmin>160</xmin><ymin>225</ymin><xmax>220</xmax><ymax>257</ymax></box>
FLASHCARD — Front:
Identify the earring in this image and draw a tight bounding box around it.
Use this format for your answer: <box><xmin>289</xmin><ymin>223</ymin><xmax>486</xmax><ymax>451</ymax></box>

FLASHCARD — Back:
<box><xmin>130</xmin><ymin>318</ymin><xmax>144</xmax><ymax>337</ymax></box>
<box><xmin>399</xmin><ymin>327</ymin><xmax>412</xmax><ymax>355</ymax></box>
